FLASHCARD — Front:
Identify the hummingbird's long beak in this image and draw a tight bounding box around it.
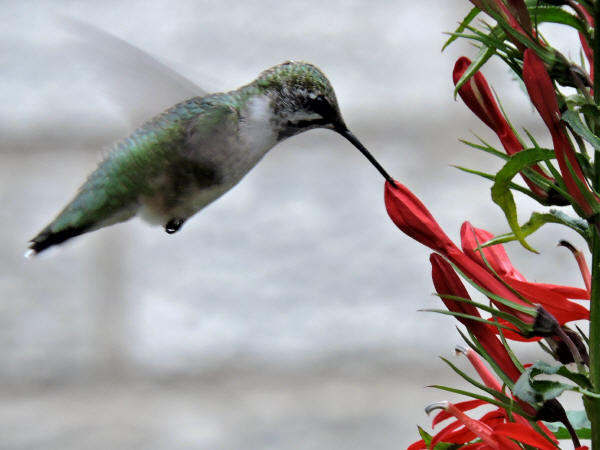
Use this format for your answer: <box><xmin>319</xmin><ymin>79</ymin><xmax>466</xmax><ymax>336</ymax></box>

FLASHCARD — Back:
<box><xmin>337</xmin><ymin>127</ymin><xmax>395</xmax><ymax>185</ymax></box>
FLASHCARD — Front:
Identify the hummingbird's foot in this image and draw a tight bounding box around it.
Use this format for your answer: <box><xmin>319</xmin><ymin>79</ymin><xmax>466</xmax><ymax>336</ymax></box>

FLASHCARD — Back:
<box><xmin>165</xmin><ymin>218</ymin><xmax>185</xmax><ymax>234</ymax></box>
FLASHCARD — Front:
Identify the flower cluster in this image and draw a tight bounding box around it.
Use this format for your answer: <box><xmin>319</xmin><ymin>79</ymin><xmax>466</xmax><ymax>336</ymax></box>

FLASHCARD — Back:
<box><xmin>386</xmin><ymin>1</ymin><xmax>600</xmax><ymax>448</ymax></box>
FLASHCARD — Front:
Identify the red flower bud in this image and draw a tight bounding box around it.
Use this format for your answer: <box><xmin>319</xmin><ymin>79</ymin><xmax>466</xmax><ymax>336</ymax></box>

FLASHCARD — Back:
<box><xmin>453</xmin><ymin>57</ymin><xmax>554</xmax><ymax>199</ymax></box>
<box><xmin>384</xmin><ymin>181</ymin><xmax>456</xmax><ymax>254</ymax></box>
<box><xmin>522</xmin><ymin>49</ymin><xmax>597</xmax><ymax>216</ymax></box>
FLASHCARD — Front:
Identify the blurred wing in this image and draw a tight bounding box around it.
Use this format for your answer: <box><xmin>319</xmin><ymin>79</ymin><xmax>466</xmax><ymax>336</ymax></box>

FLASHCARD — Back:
<box><xmin>60</xmin><ymin>18</ymin><xmax>206</xmax><ymax>127</ymax></box>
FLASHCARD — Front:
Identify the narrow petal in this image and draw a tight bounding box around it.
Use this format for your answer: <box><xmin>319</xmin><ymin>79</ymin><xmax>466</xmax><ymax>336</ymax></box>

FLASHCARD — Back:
<box><xmin>461</xmin><ymin>222</ymin><xmax>590</xmax><ymax>323</ymax></box>
<box><xmin>432</xmin><ymin>399</ymin><xmax>487</xmax><ymax>427</ymax></box>
<box><xmin>460</xmin><ymin>222</ymin><xmax>526</xmax><ymax>281</ymax></box>
<box><xmin>493</xmin><ymin>422</ymin><xmax>556</xmax><ymax>450</ymax></box>
<box><xmin>458</xmin><ymin>346</ymin><xmax>503</xmax><ymax>391</ymax></box>
<box><xmin>503</xmin><ymin>277</ymin><xmax>590</xmax><ymax>323</ymax></box>
<box><xmin>532</xmin><ymin>283</ymin><xmax>589</xmax><ymax>300</ymax></box>
<box><xmin>445</xmin><ymin>403</ymin><xmax>500</xmax><ymax>448</ymax></box>
<box><xmin>406</xmin><ymin>440</ymin><xmax>426</xmax><ymax>450</ymax></box>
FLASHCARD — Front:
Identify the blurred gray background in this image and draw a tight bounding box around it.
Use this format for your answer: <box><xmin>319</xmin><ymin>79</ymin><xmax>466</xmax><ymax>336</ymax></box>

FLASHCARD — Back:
<box><xmin>1</xmin><ymin>1</ymin><xmax>590</xmax><ymax>449</ymax></box>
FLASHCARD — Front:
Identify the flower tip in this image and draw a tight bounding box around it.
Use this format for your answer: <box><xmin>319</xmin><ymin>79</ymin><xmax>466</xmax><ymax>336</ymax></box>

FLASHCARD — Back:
<box><xmin>385</xmin><ymin>179</ymin><xmax>399</xmax><ymax>189</ymax></box>
<box><xmin>425</xmin><ymin>401</ymin><xmax>449</xmax><ymax>415</ymax></box>
<box><xmin>452</xmin><ymin>56</ymin><xmax>471</xmax><ymax>83</ymax></box>
<box><xmin>454</xmin><ymin>344</ymin><xmax>469</xmax><ymax>356</ymax></box>
<box><xmin>557</xmin><ymin>239</ymin><xmax>577</xmax><ymax>254</ymax></box>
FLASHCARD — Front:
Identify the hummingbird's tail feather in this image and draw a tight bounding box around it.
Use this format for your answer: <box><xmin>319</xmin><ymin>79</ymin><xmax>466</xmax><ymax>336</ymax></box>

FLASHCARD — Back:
<box><xmin>28</xmin><ymin>161</ymin><xmax>141</xmax><ymax>254</ymax></box>
<box><xmin>29</xmin><ymin>224</ymin><xmax>93</xmax><ymax>254</ymax></box>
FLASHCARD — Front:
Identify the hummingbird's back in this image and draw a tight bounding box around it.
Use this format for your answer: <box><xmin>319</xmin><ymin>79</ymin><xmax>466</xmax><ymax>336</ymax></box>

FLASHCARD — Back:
<box><xmin>29</xmin><ymin>98</ymin><xmax>204</xmax><ymax>253</ymax></box>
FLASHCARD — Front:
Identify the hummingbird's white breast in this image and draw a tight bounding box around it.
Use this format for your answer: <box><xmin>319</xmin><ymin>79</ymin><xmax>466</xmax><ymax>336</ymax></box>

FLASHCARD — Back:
<box><xmin>238</xmin><ymin>94</ymin><xmax>278</xmax><ymax>157</ymax></box>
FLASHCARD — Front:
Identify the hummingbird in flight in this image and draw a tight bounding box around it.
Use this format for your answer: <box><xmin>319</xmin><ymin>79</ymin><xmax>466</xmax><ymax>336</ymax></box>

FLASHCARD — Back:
<box><xmin>29</xmin><ymin>60</ymin><xmax>393</xmax><ymax>254</ymax></box>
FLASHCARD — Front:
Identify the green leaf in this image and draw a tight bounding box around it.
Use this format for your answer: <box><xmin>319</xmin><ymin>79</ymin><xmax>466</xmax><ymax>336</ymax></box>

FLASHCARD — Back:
<box><xmin>430</xmin><ymin>383</ymin><xmax>527</xmax><ymax>416</ymax></box>
<box><xmin>442</xmin><ymin>7</ymin><xmax>480</xmax><ymax>51</ymax></box>
<box><xmin>513</xmin><ymin>361</ymin><xmax>593</xmax><ymax>404</ymax></box>
<box><xmin>481</xmin><ymin>210</ymin><xmax>591</xmax><ymax>248</ymax></box>
<box><xmin>440</xmin><ymin>357</ymin><xmax>515</xmax><ymax>406</ymax></box>
<box><xmin>430</xmin><ymin>293</ymin><xmax>532</xmax><ymax>329</ymax></box>
<box><xmin>514</xmin><ymin>373</ymin><xmax>572</xmax><ymax>403</ymax></box>
<box><xmin>455</xmin><ymin>166</ymin><xmax>540</xmax><ymax>201</ymax></box>
<box><xmin>460</xmin><ymin>136</ymin><xmax>510</xmax><ymax>160</ymax></box>
<box><xmin>531</xmin><ymin>6</ymin><xmax>587</xmax><ymax>34</ymax></box>
<box><xmin>417</xmin><ymin>426</ymin><xmax>463</xmax><ymax>449</ymax></box>
<box><xmin>527</xmin><ymin>360</ymin><xmax>592</xmax><ymax>390</ymax></box>
<box><xmin>491</xmin><ymin>149</ymin><xmax>558</xmax><ymax>252</ymax></box>
<box><xmin>543</xmin><ymin>410</ymin><xmax>591</xmax><ymax>439</ymax></box>
<box><xmin>562</xmin><ymin>109</ymin><xmax>600</xmax><ymax>151</ymax></box>
<box><xmin>417</xmin><ymin>426</ymin><xmax>432</xmax><ymax>446</ymax></box>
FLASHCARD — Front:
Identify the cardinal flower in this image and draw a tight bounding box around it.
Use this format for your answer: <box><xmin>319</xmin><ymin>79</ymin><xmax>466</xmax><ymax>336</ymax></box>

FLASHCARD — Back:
<box><xmin>430</xmin><ymin>253</ymin><xmax>524</xmax><ymax>381</ymax></box>
<box><xmin>408</xmin><ymin>400</ymin><xmax>557</xmax><ymax>450</ymax></box>
<box><xmin>522</xmin><ymin>49</ymin><xmax>598</xmax><ymax>217</ymax></box>
<box><xmin>453</xmin><ymin>57</ymin><xmax>555</xmax><ymax>201</ymax></box>
<box><xmin>460</xmin><ymin>222</ymin><xmax>589</xmax><ymax>322</ymax></box>
<box><xmin>385</xmin><ymin>181</ymin><xmax>588</xmax><ymax>329</ymax></box>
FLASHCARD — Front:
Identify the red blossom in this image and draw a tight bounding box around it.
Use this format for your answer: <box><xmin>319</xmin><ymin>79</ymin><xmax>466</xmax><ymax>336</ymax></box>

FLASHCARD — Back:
<box><xmin>386</xmin><ymin>181</ymin><xmax>583</xmax><ymax>328</ymax></box>
<box><xmin>423</xmin><ymin>401</ymin><xmax>556</xmax><ymax>450</ymax></box>
<box><xmin>430</xmin><ymin>254</ymin><xmax>524</xmax><ymax>382</ymax></box>
<box><xmin>453</xmin><ymin>57</ymin><xmax>552</xmax><ymax>199</ymax></box>
<box><xmin>522</xmin><ymin>49</ymin><xmax>597</xmax><ymax>217</ymax></box>
<box><xmin>408</xmin><ymin>395</ymin><xmax>559</xmax><ymax>449</ymax></box>
<box><xmin>384</xmin><ymin>180</ymin><xmax>456</xmax><ymax>254</ymax></box>
<box><xmin>460</xmin><ymin>222</ymin><xmax>590</xmax><ymax>323</ymax></box>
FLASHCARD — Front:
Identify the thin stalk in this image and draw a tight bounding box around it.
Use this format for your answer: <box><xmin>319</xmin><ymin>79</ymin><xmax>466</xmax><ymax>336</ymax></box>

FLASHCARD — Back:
<box><xmin>587</xmin><ymin>5</ymin><xmax>600</xmax><ymax>446</ymax></box>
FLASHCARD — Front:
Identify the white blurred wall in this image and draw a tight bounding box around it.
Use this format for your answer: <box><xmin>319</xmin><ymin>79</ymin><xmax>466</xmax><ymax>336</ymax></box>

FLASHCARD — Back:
<box><xmin>0</xmin><ymin>2</ymin><xmax>589</xmax><ymax>449</ymax></box>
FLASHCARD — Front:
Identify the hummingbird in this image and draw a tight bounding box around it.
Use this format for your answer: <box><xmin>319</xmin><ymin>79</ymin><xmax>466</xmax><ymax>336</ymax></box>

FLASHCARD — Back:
<box><xmin>29</xmin><ymin>60</ymin><xmax>393</xmax><ymax>255</ymax></box>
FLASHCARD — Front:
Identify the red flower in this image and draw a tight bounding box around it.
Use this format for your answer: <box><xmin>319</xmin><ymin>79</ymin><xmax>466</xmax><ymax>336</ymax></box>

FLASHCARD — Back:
<box><xmin>460</xmin><ymin>222</ymin><xmax>590</xmax><ymax>323</ymax></box>
<box><xmin>410</xmin><ymin>401</ymin><xmax>557</xmax><ymax>450</ymax></box>
<box><xmin>522</xmin><ymin>49</ymin><xmax>597</xmax><ymax>217</ymax></box>
<box><xmin>408</xmin><ymin>344</ymin><xmax>561</xmax><ymax>449</ymax></box>
<box><xmin>430</xmin><ymin>254</ymin><xmax>524</xmax><ymax>382</ymax></box>
<box><xmin>453</xmin><ymin>57</ymin><xmax>553</xmax><ymax>200</ymax></box>
<box><xmin>385</xmin><ymin>181</ymin><xmax>586</xmax><ymax>327</ymax></box>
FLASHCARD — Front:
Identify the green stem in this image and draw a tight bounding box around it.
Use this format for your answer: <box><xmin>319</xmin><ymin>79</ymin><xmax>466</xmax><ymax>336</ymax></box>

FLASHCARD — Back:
<box><xmin>588</xmin><ymin>4</ymin><xmax>600</xmax><ymax>447</ymax></box>
<box><xmin>590</xmin><ymin>228</ymin><xmax>600</xmax><ymax>446</ymax></box>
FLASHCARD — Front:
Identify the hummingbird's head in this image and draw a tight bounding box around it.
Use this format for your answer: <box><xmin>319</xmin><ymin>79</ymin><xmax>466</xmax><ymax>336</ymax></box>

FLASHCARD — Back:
<box><xmin>254</xmin><ymin>61</ymin><xmax>394</xmax><ymax>184</ymax></box>
<box><xmin>255</xmin><ymin>61</ymin><xmax>347</xmax><ymax>139</ymax></box>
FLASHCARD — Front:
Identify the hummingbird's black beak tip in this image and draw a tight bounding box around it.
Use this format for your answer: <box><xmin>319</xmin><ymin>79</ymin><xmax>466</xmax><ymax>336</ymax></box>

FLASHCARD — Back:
<box><xmin>336</xmin><ymin>127</ymin><xmax>396</xmax><ymax>186</ymax></box>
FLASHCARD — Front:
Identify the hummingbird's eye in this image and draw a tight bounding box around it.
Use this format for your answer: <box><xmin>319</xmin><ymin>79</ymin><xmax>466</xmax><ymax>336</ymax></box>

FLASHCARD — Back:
<box><xmin>310</xmin><ymin>95</ymin><xmax>334</xmax><ymax>119</ymax></box>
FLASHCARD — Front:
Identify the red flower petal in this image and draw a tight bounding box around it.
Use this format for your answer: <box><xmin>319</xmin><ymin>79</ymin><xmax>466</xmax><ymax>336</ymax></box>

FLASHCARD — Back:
<box><xmin>460</xmin><ymin>222</ymin><xmax>525</xmax><ymax>280</ymax></box>
<box><xmin>533</xmin><ymin>283</ymin><xmax>589</xmax><ymax>300</ymax></box>
<box><xmin>406</xmin><ymin>439</ymin><xmax>426</xmax><ymax>450</ymax></box>
<box><xmin>493</xmin><ymin>422</ymin><xmax>556</xmax><ymax>450</ymax></box>
<box><xmin>432</xmin><ymin>399</ymin><xmax>487</xmax><ymax>427</ymax></box>
<box><xmin>503</xmin><ymin>277</ymin><xmax>590</xmax><ymax>323</ymax></box>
